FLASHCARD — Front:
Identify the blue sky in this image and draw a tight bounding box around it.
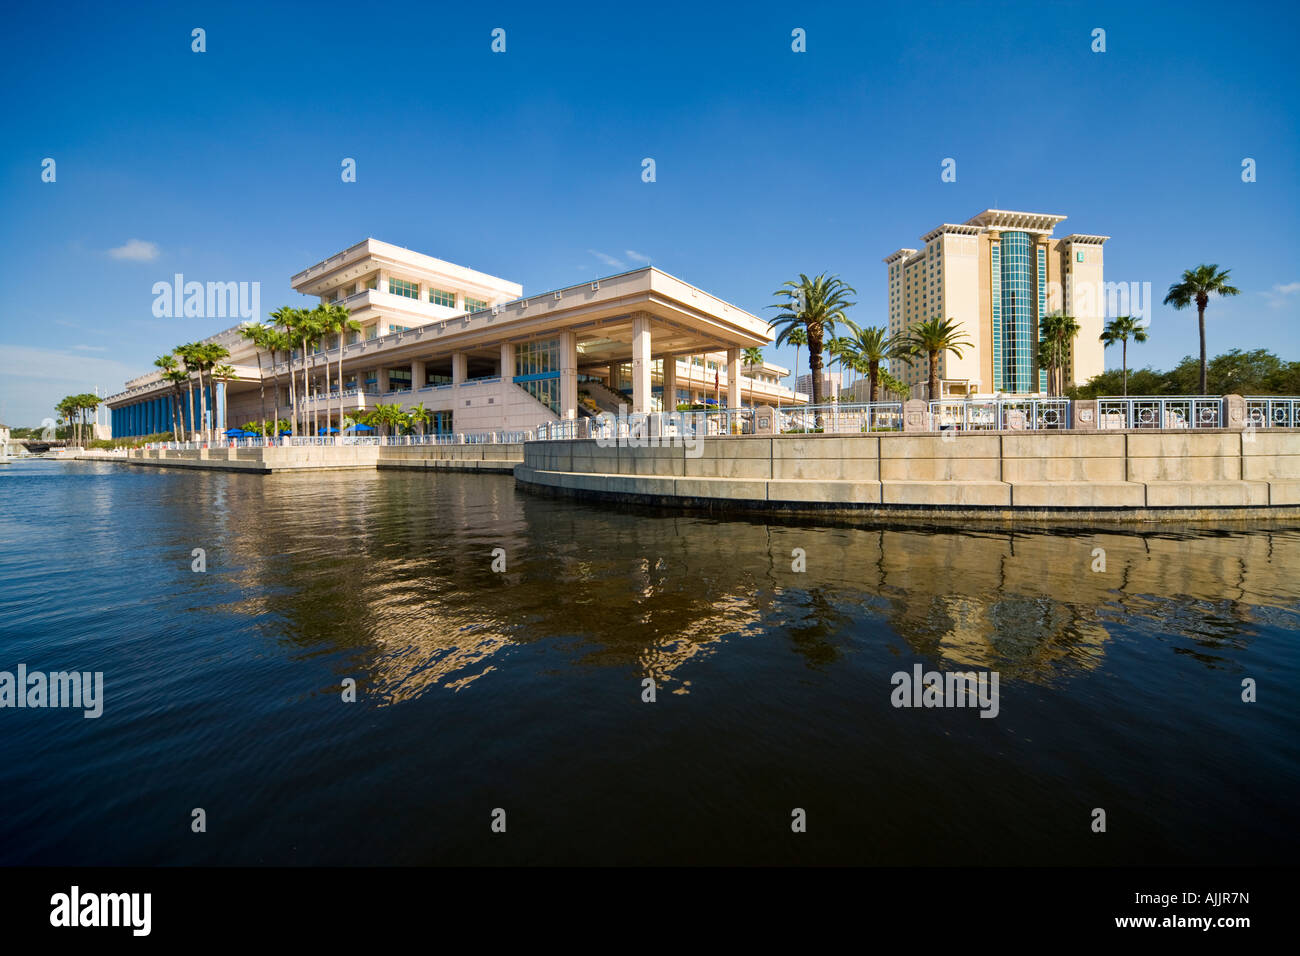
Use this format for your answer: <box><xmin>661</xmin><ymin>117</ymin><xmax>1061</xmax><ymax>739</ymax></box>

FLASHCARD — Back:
<box><xmin>2</xmin><ymin>0</ymin><xmax>1297</xmax><ymax>425</ymax></box>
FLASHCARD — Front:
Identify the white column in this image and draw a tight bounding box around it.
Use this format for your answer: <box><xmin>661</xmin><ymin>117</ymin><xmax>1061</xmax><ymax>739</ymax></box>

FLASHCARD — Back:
<box><xmin>377</xmin><ymin>269</ymin><xmax>388</xmax><ymax>294</ymax></box>
<box><xmin>559</xmin><ymin>330</ymin><xmax>578</xmax><ymax>420</ymax></box>
<box><xmin>452</xmin><ymin>352</ymin><xmax>467</xmax><ymax>384</ymax></box>
<box><xmin>662</xmin><ymin>355</ymin><xmax>677</xmax><ymax>410</ymax></box>
<box><xmin>727</xmin><ymin>348</ymin><xmax>741</xmax><ymax>409</ymax></box>
<box><xmin>411</xmin><ymin>359</ymin><xmax>426</xmax><ymax>390</ymax></box>
<box><xmin>377</xmin><ymin>367</ymin><xmax>390</xmax><ymax>393</ymax></box>
<box><xmin>499</xmin><ymin>342</ymin><xmax>515</xmax><ymax>381</ymax></box>
<box><xmin>631</xmin><ymin>313</ymin><xmax>652</xmax><ymax>414</ymax></box>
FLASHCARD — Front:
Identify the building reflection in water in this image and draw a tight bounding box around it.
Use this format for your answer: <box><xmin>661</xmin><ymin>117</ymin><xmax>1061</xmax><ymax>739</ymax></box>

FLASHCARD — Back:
<box><xmin>185</xmin><ymin>470</ymin><xmax>1300</xmax><ymax>705</ymax></box>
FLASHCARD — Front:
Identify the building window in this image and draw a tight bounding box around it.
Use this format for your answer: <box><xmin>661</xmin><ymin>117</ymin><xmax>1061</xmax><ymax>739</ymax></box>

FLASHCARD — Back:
<box><xmin>464</xmin><ymin>296</ymin><xmax>488</xmax><ymax>313</ymax></box>
<box><xmin>428</xmin><ymin>288</ymin><xmax>456</xmax><ymax>308</ymax></box>
<box><xmin>365</xmin><ymin>325</ymin><xmax>378</xmax><ymax>340</ymax></box>
<box><xmin>514</xmin><ymin>337</ymin><xmax>562</xmax><ymax>413</ymax></box>
<box><xmin>389</xmin><ymin>325</ymin><xmax>410</xmax><ymax>333</ymax></box>
<box><xmin>365</xmin><ymin>276</ymin><xmax>378</xmax><ymax>290</ymax></box>
<box><xmin>388</xmin><ymin>278</ymin><xmax>419</xmax><ymax>299</ymax></box>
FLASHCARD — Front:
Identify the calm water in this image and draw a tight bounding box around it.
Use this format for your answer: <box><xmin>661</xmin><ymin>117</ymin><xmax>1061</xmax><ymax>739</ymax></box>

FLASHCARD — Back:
<box><xmin>0</xmin><ymin>458</ymin><xmax>1296</xmax><ymax>865</ymax></box>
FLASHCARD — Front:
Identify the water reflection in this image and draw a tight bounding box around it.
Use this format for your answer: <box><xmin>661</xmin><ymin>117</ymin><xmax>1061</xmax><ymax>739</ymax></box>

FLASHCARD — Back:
<box><xmin>3</xmin><ymin>461</ymin><xmax>1298</xmax><ymax>865</ymax></box>
<box><xmin>168</xmin><ymin>468</ymin><xmax>1300</xmax><ymax>703</ymax></box>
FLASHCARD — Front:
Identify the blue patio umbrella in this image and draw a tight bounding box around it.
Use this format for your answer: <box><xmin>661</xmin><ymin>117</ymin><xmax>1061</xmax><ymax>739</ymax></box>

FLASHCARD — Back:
<box><xmin>224</xmin><ymin>427</ymin><xmax>243</xmax><ymax>436</ymax></box>
<box><xmin>279</xmin><ymin>429</ymin><xmax>292</xmax><ymax>436</ymax></box>
<box><xmin>240</xmin><ymin>431</ymin><xmax>260</xmax><ymax>438</ymax></box>
<box><xmin>318</xmin><ymin>427</ymin><xmax>340</xmax><ymax>434</ymax></box>
<box><xmin>349</xmin><ymin>424</ymin><xmax>375</xmax><ymax>432</ymax></box>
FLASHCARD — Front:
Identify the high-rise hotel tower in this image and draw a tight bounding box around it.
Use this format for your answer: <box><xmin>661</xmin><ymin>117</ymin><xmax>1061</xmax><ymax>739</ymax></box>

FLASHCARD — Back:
<box><xmin>883</xmin><ymin>209</ymin><xmax>1108</xmax><ymax>397</ymax></box>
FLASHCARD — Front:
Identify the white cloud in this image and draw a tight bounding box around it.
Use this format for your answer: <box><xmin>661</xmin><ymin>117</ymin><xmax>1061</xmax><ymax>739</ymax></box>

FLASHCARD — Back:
<box><xmin>0</xmin><ymin>344</ymin><xmax>139</xmax><ymax>427</ymax></box>
<box><xmin>625</xmin><ymin>250</ymin><xmax>651</xmax><ymax>264</ymax></box>
<box><xmin>588</xmin><ymin>250</ymin><xmax>624</xmax><ymax>269</ymax></box>
<box><xmin>1260</xmin><ymin>281</ymin><xmax>1300</xmax><ymax>308</ymax></box>
<box><xmin>107</xmin><ymin>239</ymin><xmax>160</xmax><ymax>261</ymax></box>
<box><xmin>72</xmin><ymin>345</ymin><xmax>108</xmax><ymax>352</ymax></box>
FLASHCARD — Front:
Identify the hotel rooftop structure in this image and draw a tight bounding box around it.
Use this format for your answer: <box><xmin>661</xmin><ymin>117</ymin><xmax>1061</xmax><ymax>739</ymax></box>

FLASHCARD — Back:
<box><xmin>884</xmin><ymin>209</ymin><xmax>1109</xmax><ymax>398</ymax></box>
<box><xmin>105</xmin><ymin>239</ymin><xmax>802</xmax><ymax>437</ymax></box>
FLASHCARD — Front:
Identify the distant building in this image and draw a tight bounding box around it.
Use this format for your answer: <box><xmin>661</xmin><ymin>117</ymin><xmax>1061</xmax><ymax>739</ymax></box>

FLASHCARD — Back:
<box><xmin>884</xmin><ymin>209</ymin><xmax>1108</xmax><ymax>397</ymax></box>
<box><xmin>795</xmin><ymin>371</ymin><xmax>842</xmax><ymax>400</ymax></box>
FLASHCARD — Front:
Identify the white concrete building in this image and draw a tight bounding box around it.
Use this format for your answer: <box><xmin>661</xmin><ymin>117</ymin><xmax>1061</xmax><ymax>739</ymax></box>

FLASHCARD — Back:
<box><xmin>106</xmin><ymin>239</ymin><xmax>803</xmax><ymax>437</ymax></box>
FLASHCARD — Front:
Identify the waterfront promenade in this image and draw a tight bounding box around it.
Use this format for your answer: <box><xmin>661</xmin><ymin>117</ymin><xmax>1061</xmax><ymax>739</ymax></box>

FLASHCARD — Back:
<box><xmin>515</xmin><ymin>428</ymin><xmax>1300</xmax><ymax>523</ymax></box>
<box><xmin>83</xmin><ymin>442</ymin><xmax>522</xmax><ymax>474</ymax></box>
<box><xmin>74</xmin><ymin>394</ymin><xmax>1300</xmax><ymax>522</ymax></box>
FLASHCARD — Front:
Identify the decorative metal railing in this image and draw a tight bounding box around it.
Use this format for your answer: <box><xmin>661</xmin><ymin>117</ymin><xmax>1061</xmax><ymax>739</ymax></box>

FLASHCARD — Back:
<box><xmin>1096</xmin><ymin>397</ymin><xmax>1224</xmax><ymax>430</ymax></box>
<box><xmin>928</xmin><ymin>399</ymin><xmax>1070</xmax><ymax>431</ymax></box>
<box><xmin>529</xmin><ymin>396</ymin><xmax>1300</xmax><ymax>440</ymax></box>
<box><xmin>1245</xmin><ymin>397</ymin><xmax>1300</xmax><ymax>429</ymax></box>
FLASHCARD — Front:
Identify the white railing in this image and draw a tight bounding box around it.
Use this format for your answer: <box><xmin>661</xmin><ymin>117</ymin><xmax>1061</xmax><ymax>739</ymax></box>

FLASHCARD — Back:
<box><xmin>929</xmin><ymin>398</ymin><xmax>1070</xmax><ymax>431</ymax></box>
<box><xmin>1096</xmin><ymin>396</ymin><xmax>1225</xmax><ymax>430</ymax></box>
<box><xmin>528</xmin><ymin>396</ymin><xmax>1300</xmax><ymax>439</ymax></box>
<box><xmin>1245</xmin><ymin>397</ymin><xmax>1300</xmax><ymax>429</ymax></box>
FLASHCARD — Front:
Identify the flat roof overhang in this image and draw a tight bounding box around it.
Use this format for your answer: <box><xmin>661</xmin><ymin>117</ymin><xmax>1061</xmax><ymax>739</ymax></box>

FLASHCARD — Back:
<box><xmin>291</xmin><ymin>238</ymin><xmax>521</xmax><ymax>300</ymax></box>
<box><xmin>280</xmin><ymin>267</ymin><xmax>771</xmax><ymax>375</ymax></box>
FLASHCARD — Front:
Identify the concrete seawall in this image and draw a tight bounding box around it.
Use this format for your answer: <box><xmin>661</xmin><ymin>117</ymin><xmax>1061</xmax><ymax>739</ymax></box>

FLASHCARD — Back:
<box><xmin>88</xmin><ymin>444</ymin><xmax>523</xmax><ymax>474</ymax></box>
<box><xmin>515</xmin><ymin>430</ymin><xmax>1300</xmax><ymax>523</ymax></box>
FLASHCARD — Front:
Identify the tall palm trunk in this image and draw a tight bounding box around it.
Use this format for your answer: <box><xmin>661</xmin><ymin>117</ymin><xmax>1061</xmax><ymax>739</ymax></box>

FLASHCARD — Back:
<box><xmin>300</xmin><ymin>336</ymin><xmax>310</xmax><ymax>437</ymax></box>
<box><xmin>928</xmin><ymin>350</ymin><xmax>939</xmax><ymax>401</ymax></box>
<box><xmin>254</xmin><ymin>348</ymin><xmax>267</xmax><ymax>439</ymax></box>
<box><xmin>285</xmin><ymin>348</ymin><xmax>296</xmax><ymax>438</ymax></box>
<box><xmin>1197</xmin><ymin>294</ymin><xmax>1208</xmax><ymax>394</ymax></box>
<box><xmin>186</xmin><ymin>379</ymin><xmax>195</xmax><ymax>439</ymax></box>
<box><xmin>271</xmin><ymin>350</ymin><xmax>282</xmax><ymax>442</ymax></box>
<box><xmin>1121</xmin><ymin>339</ymin><xmax>1129</xmax><ymax>397</ymax></box>
<box><xmin>322</xmin><ymin>358</ymin><xmax>331</xmax><ymax>439</ymax></box>
<box><xmin>197</xmin><ymin>368</ymin><xmax>208</xmax><ymax>442</ymax></box>
<box><xmin>808</xmin><ymin>333</ymin><xmax>825</xmax><ymax>406</ymax></box>
<box><xmin>869</xmin><ymin>362</ymin><xmax>879</xmax><ymax>404</ymax></box>
<box><xmin>337</xmin><ymin>332</ymin><xmax>345</xmax><ymax>448</ymax></box>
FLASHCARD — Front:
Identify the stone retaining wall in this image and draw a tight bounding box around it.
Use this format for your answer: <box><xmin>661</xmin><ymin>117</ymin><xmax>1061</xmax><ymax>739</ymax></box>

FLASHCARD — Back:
<box><xmin>516</xmin><ymin>430</ymin><xmax>1300</xmax><ymax>522</ymax></box>
<box><xmin>115</xmin><ymin>444</ymin><xmax>522</xmax><ymax>474</ymax></box>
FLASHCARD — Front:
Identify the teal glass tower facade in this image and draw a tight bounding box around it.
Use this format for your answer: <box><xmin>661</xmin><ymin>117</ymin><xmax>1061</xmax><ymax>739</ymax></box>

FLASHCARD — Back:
<box><xmin>995</xmin><ymin>231</ymin><xmax>1033</xmax><ymax>393</ymax></box>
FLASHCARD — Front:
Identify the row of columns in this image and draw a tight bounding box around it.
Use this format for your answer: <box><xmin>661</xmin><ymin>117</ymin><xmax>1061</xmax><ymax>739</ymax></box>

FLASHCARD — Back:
<box><xmin>626</xmin><ymin>313</ymin><xmax>741</xmax><ymax>415</ymax></box>
<box><xmin>112</xmin><ymin>386</ymin><xmax>213</xmax><ymax>437</ymax></box>
<box><xmin>342</xmin><ymin>342</ymin><xmax>518</xmax><ymax>395</ymax></box>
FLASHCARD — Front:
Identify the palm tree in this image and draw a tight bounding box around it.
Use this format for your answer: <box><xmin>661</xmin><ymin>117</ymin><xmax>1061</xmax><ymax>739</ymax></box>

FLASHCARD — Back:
<box><xmin>902</xmin><ymin>316</ymin><xmax>972</xmax><ymax>401</ymax></box>
<box><xmin>844</xmin><ymin>326</ymin><xmax>900</xmax><ymax>403</ymax></box>
<box><xmin>262</xmin><ymin>327</ymin><xmax>291</xmax><ymax>441</ymax></box>
<box><xmin>878</xmin><ymin>369</ymin><xmax>909</xmax><ymax>403</ymax></box>
<box><xmin>408</xmin><ymin>401</ymin><xmax>433</xmax><ymax>437</ymax></box>
<box><xmin>1163</xmin><ymin>264</ymin><xmax>1241</xmax><ymax>394</ymax></box>
<box><xmin>742</xmin><ymin>347</ymin><xmax>764</xmax><ymax>407</ymax></box>
<box><xmin>825</xmin><ymin>335</ymin><xmax>854</xmax><ymax>399</ymax></box>
<box><xmin>1038</xmin><ymin>313</ymin><xmax>1081</xmax><ymax>396</ymax></box>
<box><xmin>294</xmin><ymin>309</ymin><xmax>325</xmax><ymax>437</ymax></box>
<box><xmin>769</xmin><ymin>274</ymin><xmax>856</xmax><ymax>411</ymax></box>
<box><xmin>196</xmin><ymin>343</ymin><xmax>230</xmax><ymax>441</ymax></box>
<box><xmin>240</xmin><ymin>323</ymin><xmax>273</xmax><ymax>440</ymax></box>
<box><xmin>270</xmin><ymin>307</ymin><xmax>306</xmax><ymax>437</ymax></box>
<box><xmin>1099</xmin><ymin>315</ymin><xmax>1149</xmax><ymax>397</ymax></box>
<box><xmin>153</xmin><ymin>354</ymin><xmax>181</xmax><ymax>440</ymax></box>
<box><xmin>175</xmin><ymin>343</ymin><xmax>202</xmax><ymax>438</ymax></box>
<box><xmin>786</xmin><ymin>326</ymin><xmax>807</xmax><ymax>402</ymax></box>
<box><xmin>211</xmin><ymin>364</ymin><xmax>236</xmax><ymax>435</ymax></box>
<box><xmin>318</xmin><ymin>303</ymin><xmax>360</xmax><ymax>440</ymax></box>
<box><xmin>163</xmin><ymin>368</ymin><xmax>188</xmax><ymax>440</ymax></box>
